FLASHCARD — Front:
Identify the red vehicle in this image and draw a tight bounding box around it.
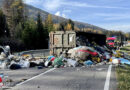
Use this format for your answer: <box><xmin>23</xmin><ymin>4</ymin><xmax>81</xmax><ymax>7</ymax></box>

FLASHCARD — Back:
<box><xmin>106</xmin><ymin>37</ymin><xmax>116</xmax><ymax>48</ymax></box>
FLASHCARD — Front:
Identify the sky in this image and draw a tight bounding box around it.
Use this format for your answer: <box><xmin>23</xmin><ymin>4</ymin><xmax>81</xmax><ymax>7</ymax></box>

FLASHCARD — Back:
<box><xmin>24</xmin><ymin>0</ymin><xmax>130</xmax><ymax>32</ymax></box>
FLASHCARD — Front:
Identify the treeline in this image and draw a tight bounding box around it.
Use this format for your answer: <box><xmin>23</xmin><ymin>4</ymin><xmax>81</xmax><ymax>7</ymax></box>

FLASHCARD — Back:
<box><xmin>0</xmin><ymin>0</ymin><xmax>75</xmax><ymax>51</ymax></box>
<box><xmin>0</xmin><ymin>0</ymin><xmax>50</xmax><ymax>51</ymax></box>
<box><xmin>0</xmin><ymin>0</ymin><xmax>129</xmax><ymax>52</ymax></box>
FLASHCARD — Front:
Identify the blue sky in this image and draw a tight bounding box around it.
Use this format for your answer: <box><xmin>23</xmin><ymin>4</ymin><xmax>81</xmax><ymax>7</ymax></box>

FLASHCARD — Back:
<box><xmin>24</xmin><ymin>0</ymin><xmax>130</xmax><ymax>32</ymax></box>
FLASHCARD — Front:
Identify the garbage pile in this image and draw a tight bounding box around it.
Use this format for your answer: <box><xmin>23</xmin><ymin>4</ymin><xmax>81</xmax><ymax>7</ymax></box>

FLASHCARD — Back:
<box><xmin>0</xmin><ymin>44</ymin><xmax>130</xmax><ymax>70</ymax></box>
<box><xmin>0</xmin><ymin>45</ymin><xmax>44</xmax><ymax>70</ymax></box>
<box><xmin>44</xmin><ymin>45</ymin><xmax>130</xmax><ymax>68</ymax></box>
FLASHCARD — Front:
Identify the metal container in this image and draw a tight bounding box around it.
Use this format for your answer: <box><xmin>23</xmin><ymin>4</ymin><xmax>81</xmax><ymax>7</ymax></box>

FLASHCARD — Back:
<box><xmin>49</xmin><ymin>31</ymin><xmax>76</xmax><ymax>56</ymax></box>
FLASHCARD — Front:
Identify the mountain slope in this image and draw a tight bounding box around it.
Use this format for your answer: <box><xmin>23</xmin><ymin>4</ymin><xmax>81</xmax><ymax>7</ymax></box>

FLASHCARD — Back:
<box><xmin>0</xmin><ymin>0</ymin><xmax>107</xmax><ymax>31</ymax></box>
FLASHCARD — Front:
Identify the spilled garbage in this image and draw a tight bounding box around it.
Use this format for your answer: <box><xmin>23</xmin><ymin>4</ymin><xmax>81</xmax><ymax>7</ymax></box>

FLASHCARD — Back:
<box><xmin>0</xmin><ymin>44</ymin><xmax>129</xmax><ymax>70</ymax></box>
<box><xmin>0</xmin><ymin>38</ymin><xmax>129</xmax><ymax>89</ymax></box>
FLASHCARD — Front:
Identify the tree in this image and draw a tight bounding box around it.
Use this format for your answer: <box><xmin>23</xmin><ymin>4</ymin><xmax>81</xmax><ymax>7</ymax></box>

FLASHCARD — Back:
<box><xmin>66</xmin><ymin>23</ymin><xmax>72</xmax><ymax>30</ymax></box>
<box><xmin>68</xmin><ymin>19</ymin><xmax>74</xmax><ymax>30</ymax></box>
<box><xmin>53</xmin><ymin>24</ymin><xmax>59</xmax><ymax>31</ymax></box>
<box><xmin>45</xmin><ymin>14</ymin><xmax>54</xmax><ymax>33</ymax></box>
<box><xmin>36</xmin><ymin>12</ymin><xmax>48</xmax><ymax>49</ymax></box>
<box><xmin>22</xmin><ymin>20</ymin><xmax>36</xmax><ymax>49</ymax></box>
<box><xmin>3</xmin><ymin>0</ymin><xmax>27</xmax><ymax>38</ymax></box>
<box><xmin>3</xmin><ymin>0</ymin><xmax>15</xmax><ymax>37</ymax></box>
<box><xmin>0</xmin><ymin>9</ymin><xmax>9</xmax><ymax>37</ymax></box>
<box><xmin>59</xmin><ymin>21</ymin><xmax>67</xmax><ymax>31</ymax></box>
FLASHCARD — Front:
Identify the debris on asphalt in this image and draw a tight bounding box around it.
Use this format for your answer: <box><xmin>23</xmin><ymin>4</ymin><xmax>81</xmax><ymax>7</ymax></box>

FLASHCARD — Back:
<box><xmin>65</xmin><ymin>59</ymin><xmax>78</xmax><ymax>67</ymax></box>
<box><xmin>9</xmin><ymin>64</ymin><xmax>21</xmax><ymax>70</ymax></box>
<box><xmin>84</xmin><ymin>60</ymin><xmax>93</xmax><ymax>66</ymax></box>
<box><xmin>119</xmin><ymin>58</ymin><xmax>130</xmax><ymax>65</ymax></box>
<box><xmin>0</xmin><ymin>37</ymin><xmax>129</xmax><ymax>89</ymax></box>
<box><xmin>112</xmin><ymin>58</ymin><xmax>120</xmax><ymax>65</ymax></box>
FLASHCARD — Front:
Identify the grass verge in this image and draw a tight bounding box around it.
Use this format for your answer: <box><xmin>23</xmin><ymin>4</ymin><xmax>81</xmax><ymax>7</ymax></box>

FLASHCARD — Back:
<box><xmin>116</xmin><ymin>65</ymin><xmax>130</xmax><ymax>90</ymax></box>
<box><xmin>120</xmin><ymin>45</ymin><xmax>130</xmax><ymax>55</ymax></box>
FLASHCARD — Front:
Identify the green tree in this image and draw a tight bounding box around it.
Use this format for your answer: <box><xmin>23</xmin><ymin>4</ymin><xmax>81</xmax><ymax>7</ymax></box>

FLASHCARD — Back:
<box><xmin>3</xmin><ymin>0</ymin><xmax>26</xmax><ymax>38</ymax></box>
<box><xmin>36</xmin><ymin>12</ymin><xmax>48</xmax><ymax>49</ymax></box>
<box><xmin>59</xmin><ymin>21</ymin><xmax>67</xmax><ymax>31</ymax></box>
<box><xmin>0</xmin><ymin>9</ymin><xmax>9</xmax><ymax>37</ymax></box>
<box><xmin>22</xmin><ymin>20</ymin><xmax>36</xmax><ymax>49</ymax></box>
<box><xmin>45</xmin><ymin>14</ymin><xmax>54</xmax><ymax>33</ymax></box>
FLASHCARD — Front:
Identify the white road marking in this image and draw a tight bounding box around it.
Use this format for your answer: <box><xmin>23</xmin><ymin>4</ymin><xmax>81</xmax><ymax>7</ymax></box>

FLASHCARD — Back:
<box><xmin>16</xmin><ymin>68</ymin><xmax>56</xmax><ymax>86</ymax></box>
<box><xmin>104</xmin><ymin>64</ymin><xmax>112</xmax><ymax>90</ymax></box>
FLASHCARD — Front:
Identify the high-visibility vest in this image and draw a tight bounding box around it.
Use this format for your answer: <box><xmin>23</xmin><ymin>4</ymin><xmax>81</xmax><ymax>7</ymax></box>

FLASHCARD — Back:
<box><xmin>0</xmin><ymin>77</ymin><xmax>3</xmax><ymax>88</ymax></box>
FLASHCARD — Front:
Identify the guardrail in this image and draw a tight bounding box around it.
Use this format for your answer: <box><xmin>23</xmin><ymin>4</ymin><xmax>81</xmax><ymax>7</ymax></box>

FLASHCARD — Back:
<box><xmin>14</xmin><ymin>49</ymin><xmax>50</xmax><ymax>57</ymax></box>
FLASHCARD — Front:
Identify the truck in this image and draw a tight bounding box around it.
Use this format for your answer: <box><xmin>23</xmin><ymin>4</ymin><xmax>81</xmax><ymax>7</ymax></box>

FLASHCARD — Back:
<box><xmin>49</xmin><ymin>31</ymin><xmax>106</xmax><ymax>56</ymax></box>
<box><xmin>106</xmin><ymin>37</ymin><xmax>117</xmax><ymax>49</ymax></box>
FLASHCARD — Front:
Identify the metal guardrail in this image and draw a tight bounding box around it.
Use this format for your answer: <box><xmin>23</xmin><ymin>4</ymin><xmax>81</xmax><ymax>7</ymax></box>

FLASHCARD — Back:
<box><xmin>14</xmin><ymin>49</ymin><xmax>50</xmax><ymax>57</ymax></box>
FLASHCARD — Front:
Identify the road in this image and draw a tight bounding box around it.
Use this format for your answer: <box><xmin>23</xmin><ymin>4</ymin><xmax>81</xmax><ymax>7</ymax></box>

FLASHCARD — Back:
<box><xmin>1</xmin><ymin>68</ymin><xmax>51</xmax><ymax>87</ymax></box>
<box><xmin>11</xmin><ymin>64</ymin><xmax>117</xmax><ymax>90</ymax></box>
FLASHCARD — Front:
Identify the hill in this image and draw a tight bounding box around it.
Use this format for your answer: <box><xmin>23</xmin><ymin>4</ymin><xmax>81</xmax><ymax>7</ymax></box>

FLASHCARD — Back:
<box><xmin>0</xmin><ymin>0</ymin><xmax>107</xmax><ymax>31</ymax></box>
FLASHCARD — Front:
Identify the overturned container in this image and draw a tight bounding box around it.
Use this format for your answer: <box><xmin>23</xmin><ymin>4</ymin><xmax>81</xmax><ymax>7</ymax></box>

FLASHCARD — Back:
<box><xmin>49</xmin><ymin>31</ymin><xmax>76</xmax><ymax>57</ymax></box>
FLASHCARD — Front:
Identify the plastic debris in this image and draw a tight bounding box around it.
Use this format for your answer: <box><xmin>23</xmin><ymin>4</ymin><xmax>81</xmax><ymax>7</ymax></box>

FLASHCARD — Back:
<box><xmin>37</xmin><ymin>66</ymin><xmax>43</xmax><ymax>69</ymax></box>
<box><xmin>10</xmin><ymin>64</ymin><xmax>21</xmax><ymax>70</ymax></box>
<box><xmin>53</xmin><ymin>57</ymin><xmax>64</xmax><ymax>67</ymax></box>
<box><xmin>112</xmin><ymin>58</ymin><xmax>120</xmax><ymax>65</ymax></box>
<box><xmin>84</xmin><ymin>60</ymin><xmax>93</xmax><ymax>66</ymax></box>
<box><xmin>44</xmin><ymin>61</ymin><xmax>52</xmax><ymax>67</ymax></box>
<box><xmin>119</xmin><ymin>58</ymin><xmax>130</xmax><ymax>65</ymax></box>
<box><xmin>65</xmin><ymin>59</ymin><xmax>78</xmax><ymax>67</ymax></box>
<box><xmin>18</xmin><ymin>60</ymin><xmax>30</xmax><ymax>68</ymax></box>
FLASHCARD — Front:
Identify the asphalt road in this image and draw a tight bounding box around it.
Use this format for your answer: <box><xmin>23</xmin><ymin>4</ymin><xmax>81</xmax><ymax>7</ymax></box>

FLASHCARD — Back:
<box><xmin>11</xmin><ymin>64</ymin><xmax>117</xmax><ymax>90</ymax></box>
<box><xmin>1</xmin><ymin>68</ymin><xmax>51</xmax><ymax>87</ymax></box>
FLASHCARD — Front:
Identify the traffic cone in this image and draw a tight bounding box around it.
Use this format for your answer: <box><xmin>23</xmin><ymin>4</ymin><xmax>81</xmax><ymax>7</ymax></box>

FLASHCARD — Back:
<box><xmin>0</xmin><ymin>77</ymin><xmax>4</xmax><ymax>88</ymax></box>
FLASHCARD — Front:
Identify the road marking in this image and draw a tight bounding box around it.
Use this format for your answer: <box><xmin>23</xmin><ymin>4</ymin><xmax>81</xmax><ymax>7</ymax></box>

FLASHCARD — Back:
<box><xmin>16</xmin><ymin>68</ymin><xmax>56</xmax><ymax>86</ymax></box>
<box><xmin>104</xmin><ymin>64</ymin><xmax>112</xmax><ymax>90</ymax></box>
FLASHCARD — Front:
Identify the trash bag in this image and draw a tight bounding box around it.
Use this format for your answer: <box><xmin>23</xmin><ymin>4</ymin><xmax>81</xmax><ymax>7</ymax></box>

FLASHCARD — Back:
<box><xmin>119</xmin><ymin>58</ymin><xmax>130</xmax><ymax>65</ymax></box>
<box><xmin>0</xmin><ymin>73</ymin><xmax>4</xmax><ymax>78</ymax></box>
<box><xmin>53</xmin><ymin>57</ymin><xmax>64</xmax><ymax>67</ymax></box>
<box><xmin>44</xmin><ymin>61</ymin><xmax>52</xmax><ymax>67</ymax></box>
<box><xmin>0</xmin><ymin>61</ymin><xmax>7</xmax><ymax>69</ymax></box>
<box><xmin>37</xmin><ymin>66</ymin><xmax>43</xmax><ymax>69</ymax></box>
<box><xmin>10</xmin><ymin>64</ymin><xmax>21</xmax><ymax>70</ymax></box>
<box><xmin>50</xmin><ymin>57</ymin><xmax>55</xmax><ymax>61</ymax></box>
<box><xmin>77</xmin><ymin>51</ymin><xmax>89</xmax><ymax>60</ymax></box>
<box><xmin>48</xmin><ymin>56</ymin><xmax>55</xmax><ymax>60</ymax></box>
<box><xmin>30</xmin><ymin>62</ymin><xmax>38</xmax><ymax>67</ymax></box>
<box><xmin>112</xmin><ymin>59</ymin><xmax>120</xmax><ymax>65</ymax></box>
<box><xmin>18</xmin><ymin>60</ymin><xmax>30</xmax><ymax>68</ymax></box>
<box><xmin>84</xmin><ymin>60</ymin><xmax>93</xmax><ymax>66</ymax></box>
<box><xmin>68</xmin><ymin>46</ymin><xmax>98</xmax><ymax>61</ymax></box>
<box><xmin>66</xmin><ymin>59</ymin><xmax>78</xmax><ymax>67</ymax></box>
<box><xmin>38</xmin><ymin>62</ymin><xmax>45</xmax><ymax>67</ymax></box>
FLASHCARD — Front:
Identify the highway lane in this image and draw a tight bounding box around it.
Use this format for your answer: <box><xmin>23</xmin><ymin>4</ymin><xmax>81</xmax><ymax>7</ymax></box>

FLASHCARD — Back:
<box><xmin>12</xmin><ymin>64</ymin><xmax>117</xmax><ymax>90</ymax></box>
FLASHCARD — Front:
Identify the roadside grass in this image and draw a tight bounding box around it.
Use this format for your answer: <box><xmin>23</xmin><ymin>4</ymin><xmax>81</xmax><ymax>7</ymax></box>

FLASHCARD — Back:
<box><xmin>116</xmin><ymin>65</ymin><xmax>130</xmax><ymax>90</ymax></box>
<box><xmin>120</xmin><ymin>45</ymin><xmax>130</xmax><ymax>55</ymax></box>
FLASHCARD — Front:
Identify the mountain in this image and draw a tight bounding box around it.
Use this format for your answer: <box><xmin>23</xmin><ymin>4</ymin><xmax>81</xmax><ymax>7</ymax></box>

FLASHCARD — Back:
<box><xmin>26</xmin><ymin>5</ymin><xmax>106</xmax><ymax>31</ymax></box>
<box><xmin>0</xmin><ymin>0</ymin><xmax>107</xmax><ymax>31</ymax></box>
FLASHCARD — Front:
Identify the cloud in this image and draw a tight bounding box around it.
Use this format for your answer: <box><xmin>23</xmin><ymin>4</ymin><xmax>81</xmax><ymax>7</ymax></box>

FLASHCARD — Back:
<box><xmin>55</xmin><ymin>11</ymin><xmax>61</xmax><ymax>16</ymax></box>
<box><xmin>55</xmin><ymin>11</ymin><xmax>67</xmax><ymax>18</ymax></box>
<box><xmin>24</xmin><ymin>0</ymin><xmax>130</xmax><ymax>12</ymax></box>
<box><xmin>62</xmin><ymin>13</ymin><xmax>66</xmax><ymax>18</ymax></box>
